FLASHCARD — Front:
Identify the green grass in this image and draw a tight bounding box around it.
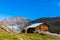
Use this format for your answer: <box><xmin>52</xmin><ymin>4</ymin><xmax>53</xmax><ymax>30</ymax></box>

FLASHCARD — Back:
<box><xmin>0</xmin><ymin>32</ymin><xmax>59</xmax><ymax>40</ymax></box>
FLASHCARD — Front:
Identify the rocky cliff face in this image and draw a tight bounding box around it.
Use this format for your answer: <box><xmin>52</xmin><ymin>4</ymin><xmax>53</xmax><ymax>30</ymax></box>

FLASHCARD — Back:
<box><xmin>0</xmin><ymin>16</ymin><xmax>31</xmax><ymax>34</ymax></box>
<box><xmin>3</xmin><ymin>16</ymin><xmax>30</xmax><ymax>25</ymax></box>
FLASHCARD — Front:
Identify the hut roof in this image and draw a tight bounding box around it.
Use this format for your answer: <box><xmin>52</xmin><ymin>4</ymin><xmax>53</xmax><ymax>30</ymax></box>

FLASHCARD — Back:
<box><xmin>26</xmin><ymin>23</ymin><xmax>43</xmax><ymax>28</ymax></box>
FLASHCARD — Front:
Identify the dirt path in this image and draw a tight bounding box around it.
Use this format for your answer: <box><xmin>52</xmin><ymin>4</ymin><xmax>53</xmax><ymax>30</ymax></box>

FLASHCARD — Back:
<box><xmin>20</xmin><ymin>38</ymin><xmax>24</xmax><ymax>40</ymax></box>
<box><xmin>43</xmin><ymin>32</ymin><xmax>60</xmax><ymax>38</ymax></box>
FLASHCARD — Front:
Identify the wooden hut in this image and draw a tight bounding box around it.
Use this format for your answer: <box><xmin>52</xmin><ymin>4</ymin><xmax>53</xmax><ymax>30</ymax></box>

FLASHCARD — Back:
<box><xmin>25</xmin><ymin>23</ymin><xmax>48</xmax><ymax>33</ymax></box>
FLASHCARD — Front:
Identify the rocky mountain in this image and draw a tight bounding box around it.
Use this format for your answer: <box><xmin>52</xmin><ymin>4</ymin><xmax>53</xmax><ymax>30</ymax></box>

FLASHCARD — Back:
<box><xmin>1</xmin><ymin>16</ymin><xmax>60</xmax><ymax>34</ymax></box>
<box><xmin>31</xmin><ymin>17</ymin><xmax>60</xmax><ymax>34</ymax></box>
<box><xmin>0</xmin><ymin>16</ymin><xmax>31</xmax><ymax>33</ymax></box>
<box><xmin>1</xmin><ymin>16</ymin><xmax>30</xmax><ymax>26</ymax></box>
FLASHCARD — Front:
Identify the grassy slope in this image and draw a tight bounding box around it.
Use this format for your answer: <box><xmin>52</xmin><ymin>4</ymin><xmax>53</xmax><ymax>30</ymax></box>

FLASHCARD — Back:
<box><xmin>0</xmin><ymin>32</ymin><xmax>59</xmax><ymax>40</ymax></box>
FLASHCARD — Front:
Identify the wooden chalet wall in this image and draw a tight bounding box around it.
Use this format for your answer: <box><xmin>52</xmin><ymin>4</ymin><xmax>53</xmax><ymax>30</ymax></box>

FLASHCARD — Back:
<box><xmin>25</xmin><ymin>23</ymin><xmax>48</xmax><ymax>33</ymax></box>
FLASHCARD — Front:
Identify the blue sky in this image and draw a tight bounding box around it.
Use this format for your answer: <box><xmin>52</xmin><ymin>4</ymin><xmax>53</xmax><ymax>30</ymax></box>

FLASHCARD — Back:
<box><xmin>0</xmin><ymin>0</ymin><xmax>60</xmax><ymax>20</ymax></box>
